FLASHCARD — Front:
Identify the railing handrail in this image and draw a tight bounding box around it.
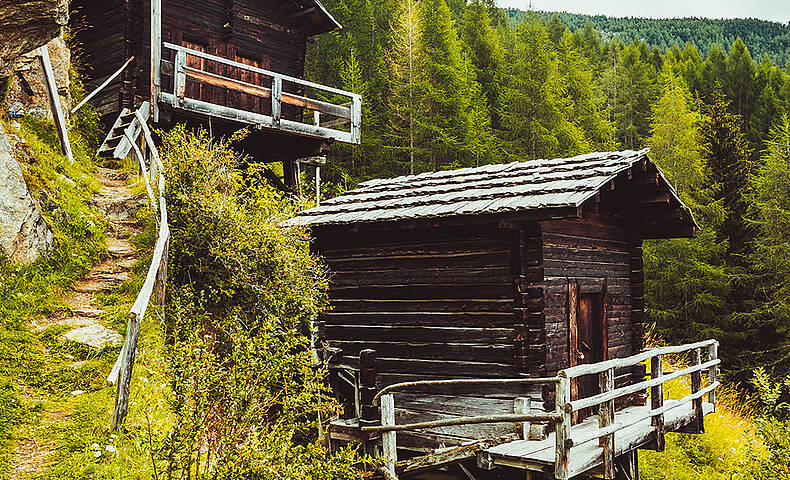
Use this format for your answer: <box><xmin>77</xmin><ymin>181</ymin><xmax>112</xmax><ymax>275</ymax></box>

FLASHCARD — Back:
<box><xmin>372</xmin><ymin>377</ymin><xmax>562</xmax><ymax>406</ymax></box>
<box><xmin>162</xmin><ymin>42</ymin><xmax>361</xmax><ymax>100</ymax></box>
<box><xmin>107</xmin><ymin>104</ymin><xmax>170</xmax><ymax>429</ymax></box>
<box><xmin>560</xmin><ymin>339</ymin><xmax>717</xmax><ymax>379</ymax></box>
<box><xmin>361</xmin><ymin>413</ymin><xmax>562</xmax><ymax>433</ymax></box>
<box><xmin>568</xmin><ymin>358</ymin><xmax>720</xmax><ymax>412</ymax></box>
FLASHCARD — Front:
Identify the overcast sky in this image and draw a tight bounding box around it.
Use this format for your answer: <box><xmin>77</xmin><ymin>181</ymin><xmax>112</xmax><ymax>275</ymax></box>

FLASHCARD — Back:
<box><xmin>495</xmin><ymin>0</ymin><xmax>790</xmax><ymax>24</ymax></box>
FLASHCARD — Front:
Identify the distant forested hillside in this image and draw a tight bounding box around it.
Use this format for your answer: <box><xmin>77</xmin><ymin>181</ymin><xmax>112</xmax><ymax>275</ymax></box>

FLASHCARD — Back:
<box><xmin>507</xmin><ymin>9</ymin><xmax>790</xmax><ymax>65</ymax></box>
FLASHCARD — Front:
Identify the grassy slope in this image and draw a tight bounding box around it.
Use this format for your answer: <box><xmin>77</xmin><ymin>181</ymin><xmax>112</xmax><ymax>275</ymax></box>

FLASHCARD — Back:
<box><xmin>0</xmin><ymin>107</ymin><xmax>171</xmax><ymax>478</ymax></box>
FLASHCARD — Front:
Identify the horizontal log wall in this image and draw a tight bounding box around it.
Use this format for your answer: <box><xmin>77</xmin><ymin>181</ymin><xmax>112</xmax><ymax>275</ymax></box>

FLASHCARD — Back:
<box><xmin>73</xmin><ymin>0</ymin><xmax>310</xmax><ymax>122</ymax></box>
<box><xmin>70</xmin><ymin>0</ymin><xmax>127</xmax><ymax>119</ymax></box>
<box><xmin>539</xmin><ymin>214</ymin><xmax>639</xmax><ymax>375</ymax></box>
<box><xmin>315</xmin><ymin>224</ymin><xmax>519</xmax><ymax>383</ymax></box>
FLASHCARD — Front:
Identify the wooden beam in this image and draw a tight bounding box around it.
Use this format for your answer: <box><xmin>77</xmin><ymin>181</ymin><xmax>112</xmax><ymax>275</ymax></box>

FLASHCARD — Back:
<box><xmin>71</xmin><ymin>56</ymin><xmax>134</xmax><ymax>114</ymax></box>
<box><xmin>38</xmin><ymin>45</ymin><xmax>73</xmax><ymax>163</ymax></box>
<box><xmin>690</xmin><ymin>348</ymin><xmax>704</xmax><ymax>434</ymax></box>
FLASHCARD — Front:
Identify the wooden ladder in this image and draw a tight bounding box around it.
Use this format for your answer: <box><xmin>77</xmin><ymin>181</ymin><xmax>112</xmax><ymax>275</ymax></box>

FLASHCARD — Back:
<box><xmin>97</xmin><ymin>102</ymin><xmax>152</xmax><ymax>159</ymax></box>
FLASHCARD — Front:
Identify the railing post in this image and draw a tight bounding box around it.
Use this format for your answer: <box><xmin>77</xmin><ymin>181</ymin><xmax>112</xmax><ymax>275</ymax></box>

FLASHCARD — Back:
<box><xmin>514</xmin><ymin>397</ymin><xmax>531</xmax><ymax>439</ymax></box>
<box><xmin>174</xmin><ymin>49</ymin><xmax>186</xmax><ymax>100</ymax></box>
<box><xmin>272</xmin><ymin>76</ymin><xmax>282</xmax><ymax>127</ymax></box>
<box><xmin>351</xmin><ymin>94</ymin><xmax>362</xmax><ymax>144</ymax></box>
<box><xmin>555</xmin><ymin>373</ymin><xmax>570</xmax><ymax>480</ymax></box>
<box><xmin>708</xmin><ymin>342</ymin><xmax>718</xmax><ymax>411</ymax></box>
<box><xmin>691</xmin><ymin>347</ymin><xmax>704</xmax><ymax>433</ymax></box>
<box><xmin>380</xmin><ymin>393</ymin><xmax>397</xmax><ymax>477</ymax></box>
<box><xmin>599</xmin><ymin>368</ymin><xmax>615</xmax><ymax>479</ymax></box>
<box><xmin>150</xmin><ymin>0</ymin><xmax>161</xmax><ymax>122</ymax></box>
<box><xmin>359</xmin><ymin>349</ymin><xmax>378</xmax><ymax>456</ymax></box>
<box><xmin>650</xmin><ymin>354</ymin><xmax>665</xmax><ymax>452</ymax></box>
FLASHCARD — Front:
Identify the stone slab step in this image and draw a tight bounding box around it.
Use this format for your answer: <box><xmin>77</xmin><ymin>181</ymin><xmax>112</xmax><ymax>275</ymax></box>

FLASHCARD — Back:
<box><xmin>62</xmin><ymin>323</ymin><xmax>122</xmax><ymax>349</ymax></box>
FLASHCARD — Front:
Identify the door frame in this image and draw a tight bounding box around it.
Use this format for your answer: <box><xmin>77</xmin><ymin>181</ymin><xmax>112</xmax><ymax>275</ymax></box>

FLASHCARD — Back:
<box><xmin>567</xmin><ymin>278</ymin><xmax>609</xmax><ymax>421</ymax></box>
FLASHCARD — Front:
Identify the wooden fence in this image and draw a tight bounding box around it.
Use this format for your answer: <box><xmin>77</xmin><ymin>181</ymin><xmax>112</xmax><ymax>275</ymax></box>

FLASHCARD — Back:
<box><xmin>106</xmin><ymin>106</ymin><xmax>169</xmax><ymax>429</ymax></box>
<box><xmin>361</xmin><ymin>339</ymin><xmax>719</xmax><ymax>480</ymax></box>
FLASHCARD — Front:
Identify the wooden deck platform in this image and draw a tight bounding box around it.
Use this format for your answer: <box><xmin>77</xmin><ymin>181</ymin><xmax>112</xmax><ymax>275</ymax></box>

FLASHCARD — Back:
<box><xmin>482</xmin><ymin>400</ymin><xmax>714</xmax><ymax>478</ymax></box>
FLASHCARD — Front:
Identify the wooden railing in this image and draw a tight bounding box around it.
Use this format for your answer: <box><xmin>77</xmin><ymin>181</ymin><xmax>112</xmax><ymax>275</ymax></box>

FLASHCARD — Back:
<box><xmin>554</xmin><ymin>339</ymin><xmax>719</xmax><ymax>479</ymax></box>
<box><xmin>106</xmin><ymin>104</ymin><xmax>170</xmax><ymax>429</ymax></box>
<box><xmin>361</xmin><ymin>378</ymin><xmax>563</xmax><ymax>478</ymax></box>
<box><xmin>360</xmin><ymin>340</ymin><xmax>719</xmax><ymax>480</ymax></box>
<box><xmin>160</xmin><ymin>42</ymin><xmax>361</xmax><ymax>145</ymax></box>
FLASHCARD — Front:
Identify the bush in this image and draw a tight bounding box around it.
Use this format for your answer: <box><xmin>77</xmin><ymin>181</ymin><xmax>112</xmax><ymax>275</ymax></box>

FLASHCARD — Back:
<box><xmin>153</xmin><ymin>126</ymin><xmax>361</xmax><ymax>478</ymax></box>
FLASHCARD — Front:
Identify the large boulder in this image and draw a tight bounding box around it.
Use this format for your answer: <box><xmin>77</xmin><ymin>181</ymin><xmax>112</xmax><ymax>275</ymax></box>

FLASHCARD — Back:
<box><xmin>0</xmin><ymin>0</ymin><xmax>69</xmax><ymax>80</ymax></box>
<box><xmin>0</xmin><ymin>124</ymin><xmax>54</xmax><ymax>263</ymax></box>
<box><xmin>8</xmin><ymin>36</ymin><xmax>72</xmax><ymax>120</ymax></box>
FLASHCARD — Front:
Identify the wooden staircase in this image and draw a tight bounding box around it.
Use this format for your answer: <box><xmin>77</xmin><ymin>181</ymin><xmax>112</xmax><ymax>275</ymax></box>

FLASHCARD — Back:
<box><xmin>98</xmin><ymin>102</ymin><xmax>151</xmax><ymax>159</ymax></box>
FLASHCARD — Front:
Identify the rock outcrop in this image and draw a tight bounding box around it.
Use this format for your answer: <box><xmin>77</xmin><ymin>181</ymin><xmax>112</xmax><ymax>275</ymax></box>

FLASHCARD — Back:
<box><xmin>8</xmin><ymin>36</ymin><xmax>72</xmax><ymax>121</ymax></box>
<box><xmin>0</xmin><ymin>0</ymin><xmax>69</xmax><ymax>80</ymax></box>
<box><xmin>0</xmin><ymin>124</ymin><xmax>54</xmax><ymax>263</ymax></box>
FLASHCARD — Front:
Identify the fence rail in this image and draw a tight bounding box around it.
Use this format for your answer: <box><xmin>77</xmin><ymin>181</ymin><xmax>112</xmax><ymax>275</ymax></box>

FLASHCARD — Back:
<box><xmin>106</xmin><ymin>103</ymin><xmax>169</xmax><ymax>429</ymax></box>
<box><xmin>360</xmin><ymin>340</ymin><xmax>719</xmax><ymax>480</ymax></box>
<box><xmin>160</xmin><ymin>42</ymin><xmax>361</xmax><ymax>144</ymax></box>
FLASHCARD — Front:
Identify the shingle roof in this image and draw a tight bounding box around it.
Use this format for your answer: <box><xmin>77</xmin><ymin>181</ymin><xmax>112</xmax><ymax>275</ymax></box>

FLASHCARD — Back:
<box><xmin>287</xmin><ymin>149</ymin><xmax>687</xmax><ymax>227</ymax></box>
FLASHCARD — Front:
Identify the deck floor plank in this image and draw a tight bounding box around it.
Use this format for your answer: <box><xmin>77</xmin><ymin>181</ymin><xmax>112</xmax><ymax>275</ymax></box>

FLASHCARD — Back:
<box><xmin>485</xmin><ymin>401</ymin><xmax>714</xmax><ymax>477</ymax></box>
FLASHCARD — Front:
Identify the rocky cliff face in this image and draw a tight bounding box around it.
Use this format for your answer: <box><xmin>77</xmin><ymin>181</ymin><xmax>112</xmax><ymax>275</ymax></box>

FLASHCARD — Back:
<box><xmin>0</xmin><ymin>123</ymin><xmax>54</xmax><ymax>263</ymax></box>
<box><xmin>0</xmin><ymin>0</ymin><xmax>69</xmax><ymax>80</ymax></box>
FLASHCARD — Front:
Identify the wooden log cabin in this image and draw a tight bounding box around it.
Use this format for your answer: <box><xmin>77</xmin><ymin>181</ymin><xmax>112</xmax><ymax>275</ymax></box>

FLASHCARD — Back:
<box><xmin>287</xmin><ymin>150</ymin><xmax>720</xmax><ymax>479</ymax></box>
<box><xmin>69</xmin><ymin>0</ymin><xmax>360</xmax><ymax>191</ymax></box>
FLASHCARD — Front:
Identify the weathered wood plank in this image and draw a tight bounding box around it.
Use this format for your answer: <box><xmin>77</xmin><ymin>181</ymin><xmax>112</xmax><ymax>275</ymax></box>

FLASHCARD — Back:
<box><xmin>38</xmin><ymin>46</ymin><xmax>73</xmax><ymax>163</ymax></box>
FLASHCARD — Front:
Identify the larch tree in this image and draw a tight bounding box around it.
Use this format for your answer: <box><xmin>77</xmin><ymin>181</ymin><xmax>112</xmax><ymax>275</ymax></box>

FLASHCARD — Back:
<box><xmin>385</xmin><ymin>0</ymin><xmax>422</xmax><ymax>175</ymax></box>
<box><xmin>646</xmin><ymin>63</ymin><xmax>705</xmax><ymax>196</ymax></box>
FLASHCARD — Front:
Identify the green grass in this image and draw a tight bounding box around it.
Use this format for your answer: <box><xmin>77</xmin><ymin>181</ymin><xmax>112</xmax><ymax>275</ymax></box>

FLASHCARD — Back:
<box><xmin>639</xmin><ymin>355</ymin><xmax>778</xmax><ymax>479</ymax></box>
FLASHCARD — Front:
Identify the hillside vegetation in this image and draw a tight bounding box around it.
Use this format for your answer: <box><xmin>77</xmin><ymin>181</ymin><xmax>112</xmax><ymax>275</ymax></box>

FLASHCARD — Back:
<box><xmin>506</xmin><ymin>9</ymin><xmax>790</xmax><ymax>65</ymax></box>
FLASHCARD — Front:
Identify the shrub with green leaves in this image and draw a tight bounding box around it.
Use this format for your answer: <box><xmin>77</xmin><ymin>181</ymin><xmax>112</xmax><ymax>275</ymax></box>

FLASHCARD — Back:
<box><xmin>153</xmin><ymin>126</ymin><xmax>360</xmax><ymax>479</ymax></box>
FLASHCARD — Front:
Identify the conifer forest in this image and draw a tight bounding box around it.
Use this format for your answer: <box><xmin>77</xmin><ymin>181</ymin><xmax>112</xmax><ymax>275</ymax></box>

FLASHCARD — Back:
<box><xmin>307</xmin><ymin>1</ymin><xmax>790</xmax><ymax>384</ymax></box>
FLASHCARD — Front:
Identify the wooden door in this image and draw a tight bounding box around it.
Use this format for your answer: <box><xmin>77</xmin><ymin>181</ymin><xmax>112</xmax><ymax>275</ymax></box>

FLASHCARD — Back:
<box><xmin>568</xmin><ymin>280</ymin><xmax>607</xmax><ymax>422</ymax></box>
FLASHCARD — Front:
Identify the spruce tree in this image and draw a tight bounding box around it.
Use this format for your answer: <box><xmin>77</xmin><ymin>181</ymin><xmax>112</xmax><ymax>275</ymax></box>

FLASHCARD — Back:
<box><xmin>701</xmin><ymin>91</ymin><xmax>753</xmax><ymax>262</ymax></box>
<box><xmin>462</xmin><ymin>0</ymin><xmax>505</xmax><ymax>129</ymax></box>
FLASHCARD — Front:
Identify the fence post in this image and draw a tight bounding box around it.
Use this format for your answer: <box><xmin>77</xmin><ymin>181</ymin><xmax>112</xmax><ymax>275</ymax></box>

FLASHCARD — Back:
<box><xmin>691</xmin><ymin>347</ymin><xmax>704</xmax><ymax>433</ymax></box>
<box><xmin>708</xmin><ymin>342</ymin><xmax>718</xmax><ymax>411</ymax></box>
<box><xmin>515</xmin><ymin>397</ymin><xmax>531</xmax><ymax>439</ymax></box>
<box><xmin>110</xmin><ymin>311</ymin><xmax>141</xmax><ymax>429</ymax></box>
<box><xmin>381</xmin><ymin>393</ymin><xmax>397</xmax><ymax>477</ymax></box>
<box><xmin>599</xmin><ymin>368</ymin><xmax>615</xmax><ymax>479</ymax></box>
<box><xmin>272</xmin><ymin>76</ymin><xmax>282</xmax><ymax>127</ymax></box>
<box><xmin>554</xmin><ymin>373</ymin><xmax>570</xmax><ymax>480</ymax></box>
<box><xmin>650</xmin><ymin>354</ymin><xmax>665</xmax><ymax>452</ymax></box>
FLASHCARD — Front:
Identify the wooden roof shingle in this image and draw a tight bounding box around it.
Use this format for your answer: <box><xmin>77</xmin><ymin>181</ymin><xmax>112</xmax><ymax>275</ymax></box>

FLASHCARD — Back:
<box><xmin>287</xmin><ymin>149</ymin><xmax>693</xmax><ymax>230</ymax></box>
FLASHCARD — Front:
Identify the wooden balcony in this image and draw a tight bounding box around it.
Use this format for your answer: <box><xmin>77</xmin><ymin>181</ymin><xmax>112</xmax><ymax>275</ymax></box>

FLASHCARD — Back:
<box><xmin>159</xmin><ymin>42</ymin><xmax>361</xmax><ymax>145</ymax></box>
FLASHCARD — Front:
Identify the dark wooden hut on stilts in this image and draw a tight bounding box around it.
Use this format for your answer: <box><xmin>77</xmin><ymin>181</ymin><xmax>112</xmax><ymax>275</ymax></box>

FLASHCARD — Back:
<box><xmin>288</xmin><ymin>149</ymin><xmax>720</xmax><ymax>480</ymax></box>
